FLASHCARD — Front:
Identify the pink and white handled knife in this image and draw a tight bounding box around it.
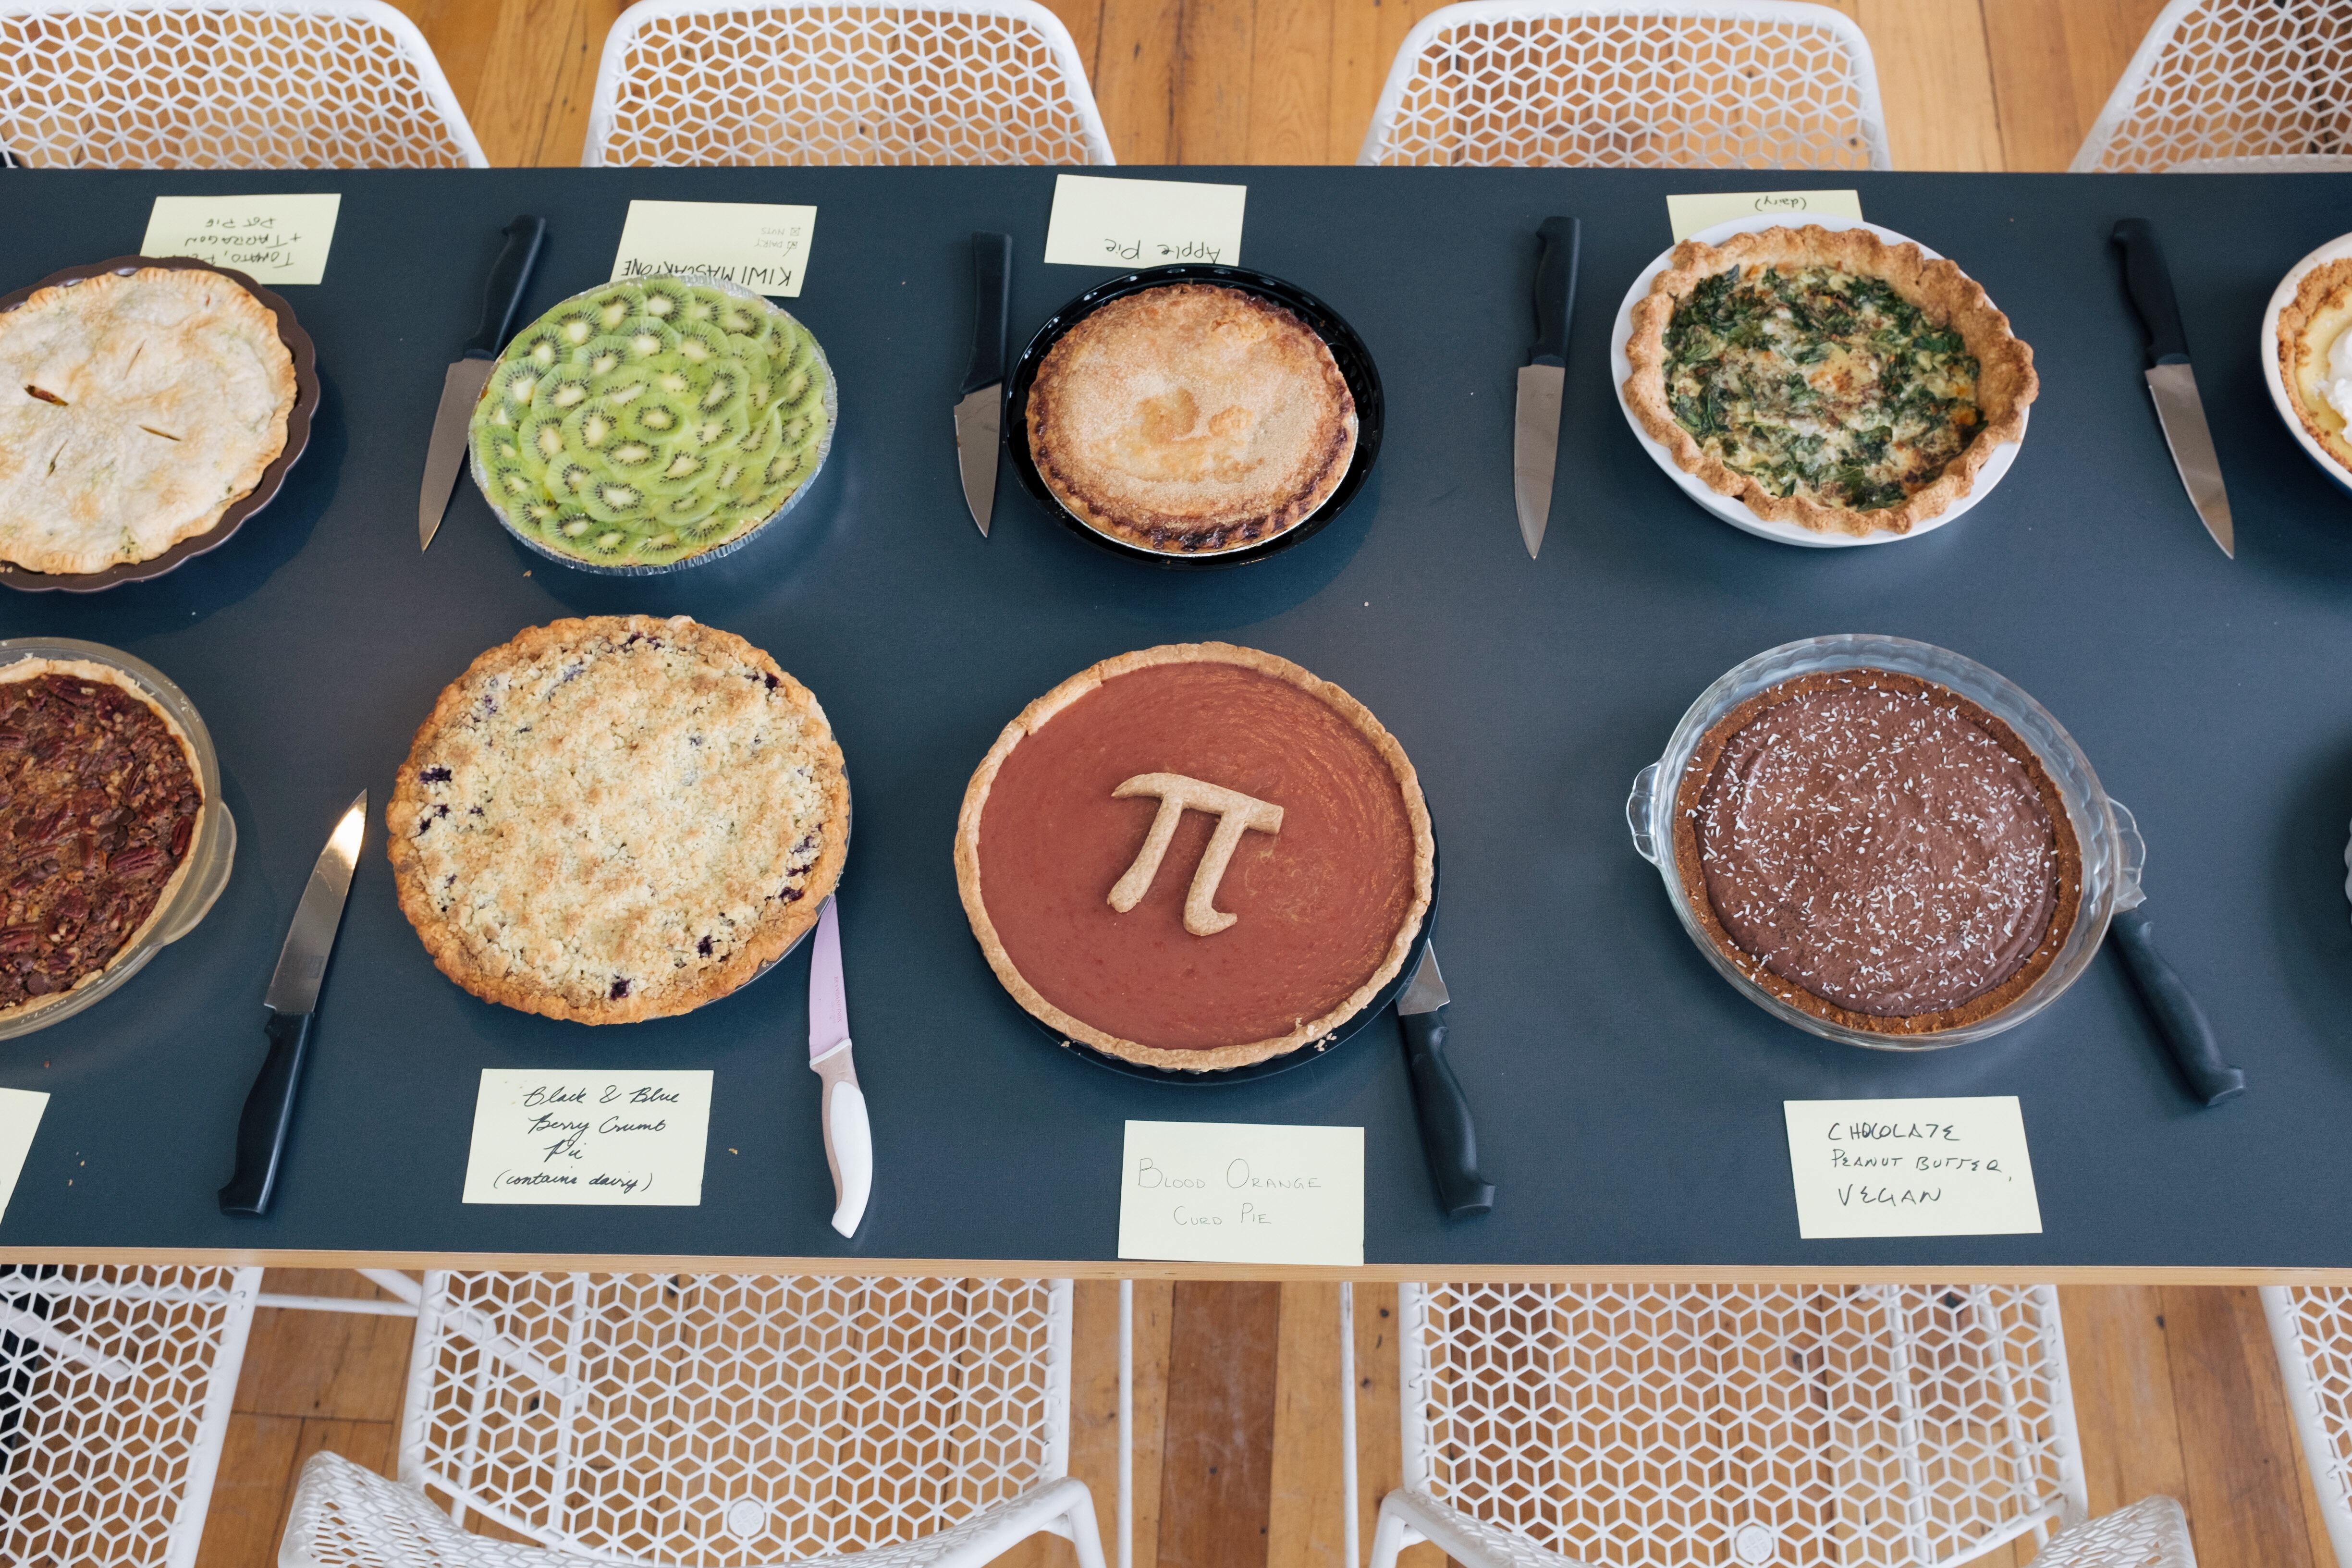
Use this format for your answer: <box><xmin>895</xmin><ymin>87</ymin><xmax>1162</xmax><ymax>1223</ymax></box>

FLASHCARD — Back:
<box><xmin>808</xmin><ymin>895</ymin><xmax>872</xmax><ymax>1237</ymax></box>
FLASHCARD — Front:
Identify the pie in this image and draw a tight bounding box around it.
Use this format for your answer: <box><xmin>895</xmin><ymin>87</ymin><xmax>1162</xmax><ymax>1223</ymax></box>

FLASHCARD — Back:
<box><xmin>387</xmin><ymin>615</ymin><xmax>849</xmax><ymax>1024</ymax></box>
<box><xmin>1672</xmin><ymin>668</ymin><xmax>2081</xmax><ymax>1035</ymax></box>
<box><xmin>1025</xmin><ymin>284</ymin><xmax>1357</xmax><ymax>555</ymax></box>
<box><xmin>1623</xmin><ymin>225</ymin><xmax>2037</xmax><ymax>536</ymax></box>
<box><xmin>955</xmin><ymin>642</ymin><xmax>1433</xmax><ymax>1072</ymax></box>
<box><xmin>0</xmin><ymin>659</ymin><xmax>205</xmax><ymax>1021</ymax></box>
<box><xmin>0</xmin><ymin>267</ymin><xmax>296</xmax><ymax>575</ymax></box>
<box><xmin>2277</xmin><ymin>257</ymin><xmax>2352</xmax><ymax>471</ymax></box>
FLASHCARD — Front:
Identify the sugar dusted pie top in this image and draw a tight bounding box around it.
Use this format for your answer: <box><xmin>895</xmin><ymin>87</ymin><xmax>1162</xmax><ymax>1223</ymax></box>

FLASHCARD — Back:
<box><xmin>387</xmin><ymin>615</ymin><xmax>848</xmax><ymax>1024</ymax></box>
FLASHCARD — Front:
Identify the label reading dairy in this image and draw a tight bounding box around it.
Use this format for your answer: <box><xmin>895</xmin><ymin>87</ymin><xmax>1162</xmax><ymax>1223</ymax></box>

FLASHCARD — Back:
<box><xmin>611</xmin><ymin>200</ymin><xmax>817</xmax><ymax>297</ymax></box>
<box><xmin>1043</xmin><ymin>174</ymin><xmax>1247</xmax><ymax>268</ymax></box>
<box><xmin>463</xmin><ymin>1070</ymin><xmax>711</xmax><ymax>1206</ymax></box>
<box><xmin>141</xmin><ymin>194</ymin><xmax>343</xmax><ymax>284</ymax></box>
<box><xmin>1117</xmin><ymin>1120</ymin><xmax>1362</xmax><ymax>1266</ymax></box>
<box><xmin>1666</xmin><ymin>189</ymin><xmax>1865</xmax><ymax>242</ymax></box>
<box><xmin>1783</xmin><ymin>1097</ymin><xmax>2042</xmax><ymax>1238</ymax></box>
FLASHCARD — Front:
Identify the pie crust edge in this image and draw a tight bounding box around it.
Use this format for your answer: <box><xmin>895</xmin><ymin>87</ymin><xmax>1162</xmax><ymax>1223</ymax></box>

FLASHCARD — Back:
<box><xmin>2276</xmin><ymin>257</ymin><xmax>2352</xmax><ymax>473</ymax></box>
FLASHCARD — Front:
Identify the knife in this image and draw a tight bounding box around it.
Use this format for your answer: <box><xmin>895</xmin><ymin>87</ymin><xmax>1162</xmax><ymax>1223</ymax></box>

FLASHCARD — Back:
<box><xmin>220</xmin><ymin>790</ymin><xmax>367</xmax><ymax>1216</ymax></box>
<box><xmin>808</xmin><ymin>895</ymin><xmax>872</xmax><ymax>1237</ymax></box>
<box><xmin>1513</xmin><ymin>215</ymin><xmax>1580</xmax><ymax>560</ymax></box>
<box><xmin>955</xmin><ymin>231</ymin><xmax>1012</xmax><ymax>537</ymax></box>
<box><xmin>2110</xmin><ymin>895</ymin><xmax>2245</xmax><ymax>1109</ymax></box>
<box><xmin>418</xmin><ymin>214</ymin><xmax>548</xmax><ymax>551</ymax></box>
<box><xmin>2112</xmin><ymin>218</ymin><xmax>2234</xmax><ymax>558</ymax></box>
<box><xmin>1396</xmin><ymin>945</ymin><xmax>1494</xmax><ymax>1217</ymax></box>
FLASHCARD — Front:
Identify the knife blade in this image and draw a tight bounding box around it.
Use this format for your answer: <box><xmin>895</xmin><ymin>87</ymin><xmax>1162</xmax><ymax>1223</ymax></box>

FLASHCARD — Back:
<box><xmin>220</xmin><ymin>790</ymin><xmax>367</xmax><ymax>1216</ymax></box>
<box><xmin>1396</xmin><ymin>945</ymin><xmax>1494</xmax><ymax>1217</ymax></box>
<box><xmin>419</xmin><ymin>215</ymin><xmax>548</xmax><ymax>551</ymax></box>
<box><xmin>2106</xmin><ymin>821</ymin><xmax>2244</xmax><ymax>1107</ymax></box>
<box><xmin>1513</xmin><ymin>215</ymin><xmax>1580</xmax><ymax>559</ymax></box>
<box><xmin>808</xmin><ymin>895</ymin><xmax>872</xmax><ymax>1237</ymax></box>
<box><xmin>2112</xmin><ymin>218</ymin><xmax>2234</xmax><ymax>557</ymax></box>
<box><xmin>956</xmin><ymin>231</ymin><xmax>1013</xmax><ymax>537</ymax></box>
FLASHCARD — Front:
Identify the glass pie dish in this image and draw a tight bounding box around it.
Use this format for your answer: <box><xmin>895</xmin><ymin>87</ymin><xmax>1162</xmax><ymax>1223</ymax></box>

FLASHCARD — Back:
<box><xmin>1624</xmin><ymin>634</ymin><xmax>2141</xmax><ymax>1050</ymax></box>
<box><xmin>0</xmin><ymin>638</ymin><xmax>237</xmax><ymax>1040</ymax></box>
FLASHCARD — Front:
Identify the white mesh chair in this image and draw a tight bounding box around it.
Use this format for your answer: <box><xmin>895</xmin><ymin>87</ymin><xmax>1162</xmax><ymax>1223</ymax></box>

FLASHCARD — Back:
<box><xmin>1347</xmin><ymin>1282</ymin><xmax>2199</xmax><ymax>1568</ymax></box>
<box><xmin>277</xmin><ymin>1271</ymin><xmax>1111</xmax><ymax>1568</ymax></box>
<box><xmin>1359</xmin><ymin>1</ymin><xmax>1889</xmax><ymax>171</ymax></box>
<box><xmin>0</xmin><ymin>0</ymin><xmax>484</xmax><ymax>168</ymax></box>
<box><xmin>2261</xmin><ymin>1286</ymin><xmax>2352</xmax><ymax>1567</ymax></box>
<box><xmin>2072</xmin><ymin>0</ymin><xmax>2352</xmax><ymax>172</ymax></box>
<box><xmin>0</xmin><ymin>1263</ymin><xmax>263</xmax><ymax>1568</ymax></box>
<box><xmin>584</xmin><ymin>0</ymin><xmax>1114</xmax><ymax>168</ymax></box>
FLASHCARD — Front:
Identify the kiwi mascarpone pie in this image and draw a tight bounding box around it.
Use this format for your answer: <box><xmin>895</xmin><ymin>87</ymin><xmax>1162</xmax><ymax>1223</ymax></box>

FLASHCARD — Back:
<box><xmin>1026</xmin><ymin>285</ymin><xmax>1357</xmax><ymax>555</ymax></box>
<box><xmin>2277</xmin><ymin>258</ymin><xmax>2352</xmax><ymax>471</ymax></box>
<box><xmin>1623</xmin><ymin>225</ymin><xmax>2036</xmax><ymax>536</ymax></box>
<box><xmin>470</xmin><ymin>277</ymin><xmax>832</xmax><ymax>570</ymax></box>
<box><xmin>388</xmin><ymin>616</ymin><xmax>848</xmax><ymax>1024</ymax></box>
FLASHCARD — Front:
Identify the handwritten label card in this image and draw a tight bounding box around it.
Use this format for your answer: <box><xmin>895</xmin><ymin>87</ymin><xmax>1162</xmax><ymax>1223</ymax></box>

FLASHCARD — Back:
<box><xmin>1043</xmin><ymin>174</ymin><xmax>1247</xmax><ymax>269</ymax></box>
<box><xmin>1117</xmin><ymin>1120</ymin><xmax>1362</xmax><ymax>1266</ymax></box>
<box><xmin>0</xmin><ymin>1090</ymin><xmax>46</xmax><ymax>1227</ymax></box>
<box><xmin>1666</xmin><ymin>189</ymin><xmax>1864</xmax><ymax>242</ymax></box>
<box><xmin>463</xmin><ymin>1070</ymin><xmax>711</xmax><ymax>1206</ymax></box>
<box><xmin>611</xmin><ymin>201</ymin><xmax>816</xmax><ymax>298</ymax></box>
<box><xmin>140</xmin><ymin>194</ymin><xmax>343</xmax><ymax>285</ymax></box>
<box><xmin>1783</xmin><ymin>1097</ymin><xmax>2042</xmax><ymax>1239</ymax></box>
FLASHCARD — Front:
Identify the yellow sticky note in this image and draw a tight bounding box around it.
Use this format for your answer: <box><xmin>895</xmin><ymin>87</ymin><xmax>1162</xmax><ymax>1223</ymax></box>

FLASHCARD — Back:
<box><xmin>140</xmin><ymin>194</ymin><xmax>342</xmax><ymax>285</ymax></box>
<box><xmin>1666</xmin><ymin>189</ymin><xmax>1865</xmax><ymax>243</ymax></box>
<box><xmin>611</xmin><ymin>200</ymin><xmax>817</xmax><ymax>298</ymax></box>
<box><xmin>1783</xmin><ymin>1097</ymin><xmax>2042</xmax><ymax>1239</ymax></box>
<box><xmin>1043</xmin><ymin>173</ymin><xmax>1247</xmax><ymax>268</ymax></box>
<box><xmin>0</xmin><ymin>1088</ymin><xmax>45</xmax><ymax>1228</ymax></box>
<box><xmin>1117</xmin><ymin>1120</ymin><xmax>1362</xmax><ymax>1266</ymax></box>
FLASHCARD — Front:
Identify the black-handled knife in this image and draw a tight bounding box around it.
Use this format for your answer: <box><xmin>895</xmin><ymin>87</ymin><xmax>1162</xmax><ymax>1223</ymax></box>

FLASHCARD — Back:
<box><xmin>1396</xmin><ymin>946</ymin><xmax>1494</xmax><ymax>1218</ymax></box>
<box><xmin>220</xmin><ymin>791</ymin><xmax>367</xmax><ymax>1216</ymax></box>
<box><xmin>956</xmin><ymin>231</ymin><xmax>1013</xmax><ymax>538</ymax></box>
<box><xmin>1513</xmin><ymin>216</ymin><xmax>1580</xmax><ymax>560</ymax></box>
<box><xmin>419</xmin><ymin>215</ymin><xmax>549</xmax><ymax>551</ymax></box>
<box><xmin>2111</xmin><ymin>219</ymin><xmax>2233</xmax><ymax>557</ymax></box>
<box><xmin>2109</xmin><ymin>906</ymin><xmax>2245</xmax><ymax>1107</ymax></box>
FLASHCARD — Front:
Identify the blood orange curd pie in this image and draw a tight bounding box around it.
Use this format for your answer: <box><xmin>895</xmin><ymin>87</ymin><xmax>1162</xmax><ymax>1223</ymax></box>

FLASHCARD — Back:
<box><xmin>954</xmin><ymin>643</ymin><xmax>1433</xmax><ymax>1072</ymax></box>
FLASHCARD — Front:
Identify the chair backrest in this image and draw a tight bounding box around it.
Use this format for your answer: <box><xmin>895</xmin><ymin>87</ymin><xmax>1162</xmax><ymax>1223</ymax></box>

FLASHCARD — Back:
<box><xmin>1359</xmin><ymin>0</ymin><xmax>1889</xmax><ymax>170</ymax></box>
<box><xmin>0</xmin><ymin>1264</ymin><xmax>261</xmax><ymax>1568</ymax></box>
<box><xmin>0</xmin><ymin>0</ymin><xmax>484</xmax><ymax>168</ymax></box>
<box><xmin>2261</xmin><ymin>1286</ymin><xmax>2352</xmax><ymax>1568</ymax></box>
<box><xmin>2030</xmin><ymin>1494</ymin><xmax>2200</xmax><ymax>1568</ymax></box>
<box><xmin>584</xmin><ymin>0</ymin><xmax>1114</xmax><ymax>168</ymax></box>
<box><xmin>2072</xmin><ymin>0</ymin><xmax>2352</xmax><ymax>172</ymax></box>
<box><xmin>1397</xmin><ymin>1282</ymin><xmax>2087</xmax><ymax>1568</ymax></box>
<box><xmin>401</xmin><ymin>1272</ymin><xmax>1074</xmax><ymax>1564</ymax></box>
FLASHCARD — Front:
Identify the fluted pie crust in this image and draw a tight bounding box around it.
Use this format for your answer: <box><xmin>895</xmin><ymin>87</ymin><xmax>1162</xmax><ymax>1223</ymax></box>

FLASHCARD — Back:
<box><xmin>2277</xmin><ymin>258</ymin><xmax>2352</xmax><ymax>473</ymax></box>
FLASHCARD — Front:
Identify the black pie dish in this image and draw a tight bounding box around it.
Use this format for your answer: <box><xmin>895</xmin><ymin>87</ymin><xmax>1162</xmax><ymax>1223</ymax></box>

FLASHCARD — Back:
<box><xmin>1003</xmin><ymin>264</ymin><xmax>1385</xmax><ymax>571</ymax></box>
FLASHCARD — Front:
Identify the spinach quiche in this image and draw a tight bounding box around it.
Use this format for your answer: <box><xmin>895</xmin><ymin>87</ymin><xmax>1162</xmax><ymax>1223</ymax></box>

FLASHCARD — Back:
<box><xmin>1623</xmin><ymin>226</ymin><xmax>2036</xmax><ymax>536</ymax></box>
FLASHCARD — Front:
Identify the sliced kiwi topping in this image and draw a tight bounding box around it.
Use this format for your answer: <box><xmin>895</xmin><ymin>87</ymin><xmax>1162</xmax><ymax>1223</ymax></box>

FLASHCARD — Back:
<box><xmin>469</xmin><ymin>277</ymin><xmax>832</xmax><ymax>567</ymax></box>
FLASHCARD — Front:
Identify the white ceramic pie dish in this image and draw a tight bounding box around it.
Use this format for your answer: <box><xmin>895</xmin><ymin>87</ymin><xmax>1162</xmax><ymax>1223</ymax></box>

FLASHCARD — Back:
<box><xmin>2260</xmin><ymin>230</ymin><xmax>2352</xmax><ymax>500</ymax></box>
<box><xmin>1609</xmin><ymin>214</ymin><xmax>2026</xmax><ymax>549</ymax></box>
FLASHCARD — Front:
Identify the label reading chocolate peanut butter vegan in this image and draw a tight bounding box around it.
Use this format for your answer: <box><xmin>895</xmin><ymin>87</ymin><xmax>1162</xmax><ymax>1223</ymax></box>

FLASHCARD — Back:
<box><xmin>1783</xmin><ymin>1096</ymin><xmax>2041</xmax><ymax>1238</ymax></box>
<box><xmin>611</xmin><ymin>201</ymin><xmax>817</xmax><ymax>297</ymax></box>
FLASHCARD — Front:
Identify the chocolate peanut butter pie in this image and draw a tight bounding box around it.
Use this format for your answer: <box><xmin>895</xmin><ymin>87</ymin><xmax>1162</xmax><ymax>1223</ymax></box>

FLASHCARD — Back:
<box><xmin>1672</xmin><ymin>668</ymin><xmax>2081</xmax><ymax>1035</ymax></box>
<box><xmin>388</xmin><ymin>615</ymin><xmax>848</xmax><ymax>1024</ymax></box>
<box><xmin>956</xmin><ymin>643</ymin><xmax>1433</xmax><ymax>1072</ymax></box>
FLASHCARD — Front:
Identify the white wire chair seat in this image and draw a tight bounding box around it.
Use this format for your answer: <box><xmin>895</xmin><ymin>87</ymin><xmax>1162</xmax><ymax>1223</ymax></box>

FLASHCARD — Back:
<box><xmin>0</xmin><ymin>1263</ymin><xmax>263</xmax><ymax>1568</ymax></box>
<box><xmin>277</xmin><ymin>1271</ymin><xmax>1103</xmax><ymax>1568</ymax></box>
<box><xmin>584</xmin><ymin>0</ymin><xmax>1114</xmax><ymax>168</ymax></box>
<box><xmin>2073</xmin><ymin>0</ymin><xmax>2352</xmax><ymax>172</ymax></box>
<box><xmin>0</xmin><ymin>0</ymin><xmax>484</xmax><ymax>168</ymax></box>
<box><xmin>1358</xmin><ymin>0</ymin><xmax>1889</xmax><ymax>171</ymax></box>
<box><xmin>2260</xmin><ymin>1285</ymin><xmax>2352</xmax><ymax>1567</ymax></box>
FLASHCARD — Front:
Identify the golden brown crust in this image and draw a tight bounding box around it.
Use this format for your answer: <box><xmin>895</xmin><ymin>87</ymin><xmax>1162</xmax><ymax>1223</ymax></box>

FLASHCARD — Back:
<box><xmin>2277</xmin><ymin>257</ymin><xmax>2352</xmax><ymax>472</ymax></box>
<box><xmin>954</xmin><ymin>642</ymin><xmax>1433</xmax><ymax>1072</ymax></box>
<box><xmin>1668</xmin><ymin>669</ymin><xmax>2082</xmax><ymax>1035</ymax></box>
<box><xmin>1621</xmin><ymin>225</ymin><xmax>2038</xmax><ymax>537</ymax></box>
<box><xmin>1027</xmin><ymin>285</ymin><xmax>1357</xmax><ymax>554</ymax></box>
<box><xmin>387</xmin><ymin>615</ymin><xmax>850</xmax><ymax>1026</ymax></box>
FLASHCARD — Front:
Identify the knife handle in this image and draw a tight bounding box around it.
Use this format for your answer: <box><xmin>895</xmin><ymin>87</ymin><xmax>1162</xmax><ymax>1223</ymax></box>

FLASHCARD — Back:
<box><xmin>461</xmin><ymin>215</ymin><xmax>549</xmax><ymax>361</ymax></box>
<box><xmin>1530</xmin><ymin>216</ymin><xmax>1581</xmax><ymax>367</ymax></box>
<box><xmin>2111</xmin><ymin>219</ymin><xmax>2190</xmax><ymax>366</ymax></box>
<box><xmin>2110</xmin><ymin>907</ymin><xmax>2245</xmax><ymax>1107</ymax></box>
<box><xmin>963</xmin><ymin>232</ymin><xmax>1013</xmax><ymax>396</ymax></box>
<box><xmin>219</xmin><ymin>1010</ymin><xmax>315</xmax><ymax>1216</ymax></box>
<box><xmin>1399</xmin><ymin>1007</ymin><xmax>1495</xmax><ymax>1218</ymax></box>
<box><xmin>814</xmin><ymin>1044</ymin><xmax>872</xmax><ymax>1237</ymax></box>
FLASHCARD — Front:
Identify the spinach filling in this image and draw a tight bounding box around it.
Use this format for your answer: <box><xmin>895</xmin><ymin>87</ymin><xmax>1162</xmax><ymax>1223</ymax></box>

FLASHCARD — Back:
<box><xmin>1662</xmin><ymin>264</ymin><xmax>1983</xmax><ymax>513</ymax></box>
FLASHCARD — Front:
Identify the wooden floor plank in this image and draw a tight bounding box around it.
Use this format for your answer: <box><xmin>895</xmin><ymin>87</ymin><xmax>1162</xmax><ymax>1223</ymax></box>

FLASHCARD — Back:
<box><xmin>233</xmin><ymin>1270</ymin><xmax>416</xmax><ymax>1424</ymax></box>
<box><xmin>1040</xmin><ymin>0</ymin><xmax>1107</xmax><ymax>84</ymax></box>
<box><xmin>2162</xmin><ymin>1285</ymin><xmax>2322</xmax><ymax>1568</ymax></box>
<box><xmin>469</xmin><ymin>0</ymin><xmax>626</xmax><ymax>168</ymax></box>
<box><xmin>1245</xmin><ymin>0</ymin><xmax>1334</xmax><ymax>166</ymax></box>
<box><xmin>1157</xmin><ymin>1280</ymin><xmax>1282</xmax><ymax>1568</ymax></box>
<box><xmin>192</xmin><ymin>1413</ymin><xmax>303</xmax><ymax>1568</ymax></box>
<box><xmin>1267</xmin><ymin>1282</ymin><xmax>1346</xmax><ymax>1568</ymax></box>
<box><xmin>1173</xmin><ymin>0</ymin><xmax>1256</xmax><ymax>165</ymax></box>
<box><xmin>1982</xmin><ymin>0</ymin><xmax>2168</xmax><ymax>171</ymax></box>
<box><xmin>1827</xmin><ymin>0</ymin><xmax>2006</xmax><ymax>171</ymax></box>
<box><xmin>1092</xmin><ymin>0</ymin><xmax>1183</xmax><ymax>163</ymax></box>
<box><xmin>2058</xmin><ymin>1285</ymin><xmax>2191</xmax><ymax>1520</ymax></box>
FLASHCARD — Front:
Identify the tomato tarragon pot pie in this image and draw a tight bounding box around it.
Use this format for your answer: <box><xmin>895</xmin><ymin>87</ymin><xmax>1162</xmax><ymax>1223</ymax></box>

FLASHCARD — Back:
<box><xmin>1026</xmin><ymin>284</ymin><xmax>1358</xmax><ymax>556</ymax></box>
<box><xmin>388</xmin><ymin>615</ymin><xmax>848</xmax><ymax>1024</ymax></box>
<box><xmin>0</xmin><ymin>266</ymin><xmax>296</xmax><ymax>575</ymax></box>
<box><xmin>956</xmin><ymin>643</ymin><xmax>1433</xmax><ymax>1072</ymax></box>
<box><xmin>1673</xmin><ymin>667</ymin><xmax>2081</xmax><ymax>1036</ymax></box>
<box><xmin>2277</xmin><ymin>258</ymin><xmax>2352</xmax><ymax>471</ymax></box>
<box><xmin>1623</xmin><ymin>225</ymin><xmax>2037</xmax><ymax>537</ymax></box>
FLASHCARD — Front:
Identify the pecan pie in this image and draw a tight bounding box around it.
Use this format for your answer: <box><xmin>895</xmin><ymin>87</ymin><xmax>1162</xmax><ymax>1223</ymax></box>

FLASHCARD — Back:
<box><xmin>387</xmin><ymin>616</ymin><xmax>849</xmax><ymax>1024</ymax></box>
